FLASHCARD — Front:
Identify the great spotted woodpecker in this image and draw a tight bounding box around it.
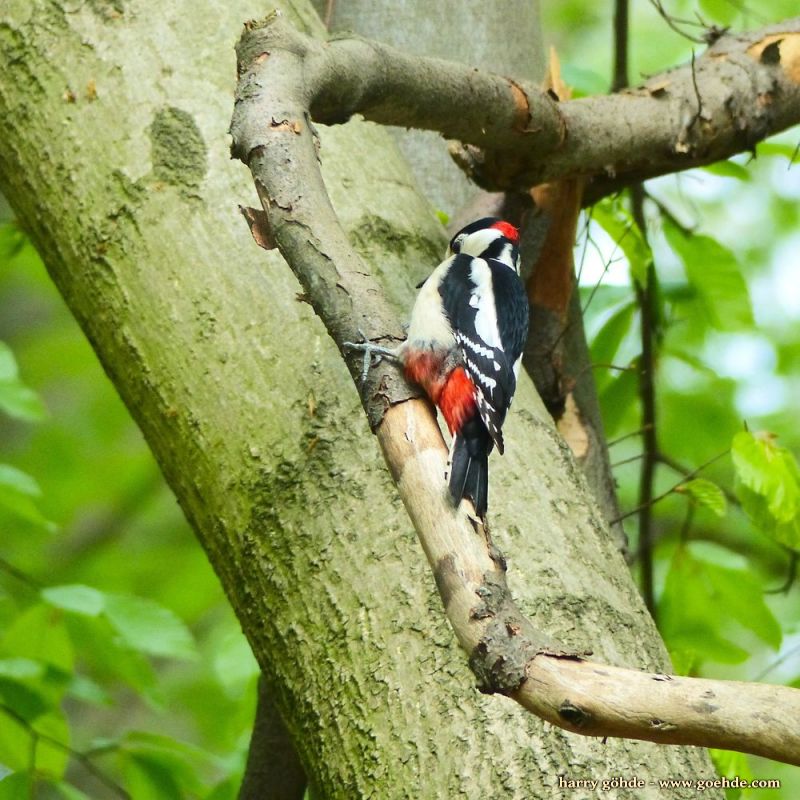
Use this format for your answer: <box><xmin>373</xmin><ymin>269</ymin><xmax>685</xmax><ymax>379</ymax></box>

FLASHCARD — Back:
<box><xmin>347</xmin><ymin>218</ymin><xmax>528</xmax><ymax>517</ymax></box>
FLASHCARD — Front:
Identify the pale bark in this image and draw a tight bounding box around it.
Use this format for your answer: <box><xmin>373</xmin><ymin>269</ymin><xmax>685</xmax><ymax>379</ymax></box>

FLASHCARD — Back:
<box><xmin>0</xmin><ymin>0</ymin><xmax>730</xmax><ymax>797</ymax></box>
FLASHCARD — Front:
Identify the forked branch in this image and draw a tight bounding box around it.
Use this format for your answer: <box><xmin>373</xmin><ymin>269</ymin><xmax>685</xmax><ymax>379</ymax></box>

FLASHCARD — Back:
<box><xmin>232</xmin><ymin>13</ymin><xmax>800</xmax><ymax>197</ymax></box>
<box><xmin>230</xmin><ymin>11</ymin><xmax>800</xmax><ymax>767</ymax></box>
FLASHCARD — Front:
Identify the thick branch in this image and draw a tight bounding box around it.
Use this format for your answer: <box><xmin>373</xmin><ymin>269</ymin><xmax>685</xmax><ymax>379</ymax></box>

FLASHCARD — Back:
<box><xmin>230</xmin><ymin>12</ymin><xmax>800</xmax><ymax>766</ymax></box>
<box><xmin>233</xmin><ymin>14</ymin><xmax>800</xmax><ymax>193</ymax></box>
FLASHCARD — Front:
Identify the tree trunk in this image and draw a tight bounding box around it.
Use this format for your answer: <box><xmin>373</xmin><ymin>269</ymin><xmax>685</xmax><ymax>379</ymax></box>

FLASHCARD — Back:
<box><xmin>0</xmin><ymin>1</ymin><xmax>719</xmax><ymax>797</ymax></box>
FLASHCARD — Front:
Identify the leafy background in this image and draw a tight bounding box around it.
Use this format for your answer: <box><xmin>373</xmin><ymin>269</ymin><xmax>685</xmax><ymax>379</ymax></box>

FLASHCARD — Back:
<box><xmin>1</xmin><ymin>0</ymin><xmax>799</xmax><ymax>797</ymax></box>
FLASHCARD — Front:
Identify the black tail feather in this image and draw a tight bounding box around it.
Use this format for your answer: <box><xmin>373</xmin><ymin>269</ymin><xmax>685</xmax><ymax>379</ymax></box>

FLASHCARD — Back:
<box><xmin>448</xmin><ymin>420</ymin><xmax>491</xmax><ymax>517</ymax></box>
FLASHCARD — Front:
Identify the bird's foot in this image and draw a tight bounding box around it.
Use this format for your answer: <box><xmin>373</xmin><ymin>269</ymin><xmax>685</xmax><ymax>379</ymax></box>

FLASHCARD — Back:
<box><xmin>343</xmin><ymin>330</ymin><xmax>401</xmax><ymax>385</ymax></box>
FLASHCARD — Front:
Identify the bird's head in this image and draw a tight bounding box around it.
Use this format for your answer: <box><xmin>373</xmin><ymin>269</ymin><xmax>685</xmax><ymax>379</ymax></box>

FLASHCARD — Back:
<box><xmin>447</xmin><ymin>218</ymin><xmax>520</xmax><ymax>273</ymax></box>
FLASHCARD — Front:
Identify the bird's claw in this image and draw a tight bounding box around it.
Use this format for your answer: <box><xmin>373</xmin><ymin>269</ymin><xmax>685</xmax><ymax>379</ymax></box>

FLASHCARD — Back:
<box><xmin>343</xmin><ymin>330</ymin><xmax>400</xmax><ymax>387</ymax></box>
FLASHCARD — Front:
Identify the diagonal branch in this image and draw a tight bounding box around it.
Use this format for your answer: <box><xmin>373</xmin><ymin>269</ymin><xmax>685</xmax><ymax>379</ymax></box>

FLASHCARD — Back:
<box><xmin>230</xmin><ymin>11</ymin><xmax>800</xmax><ymax>767</ymax></box>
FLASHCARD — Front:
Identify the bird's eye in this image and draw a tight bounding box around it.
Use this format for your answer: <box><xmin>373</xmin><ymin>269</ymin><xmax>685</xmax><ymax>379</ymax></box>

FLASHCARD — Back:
<box><xmin>451</xmin><ymin>234</ymin><xmax>466</xmax><ymax>254</ymax></box>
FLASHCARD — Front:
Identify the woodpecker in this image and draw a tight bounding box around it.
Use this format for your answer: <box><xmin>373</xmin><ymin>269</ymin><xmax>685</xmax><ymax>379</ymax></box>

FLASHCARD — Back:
<box><xmin>348</xmin><ymin>218</ymin><xmax>528</xmax><ymax>518</ymax></box>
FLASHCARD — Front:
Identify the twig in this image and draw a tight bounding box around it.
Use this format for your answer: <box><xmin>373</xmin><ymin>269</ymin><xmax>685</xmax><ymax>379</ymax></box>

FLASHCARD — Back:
<box><xmin>679</xmin><ymin>503</ymin><xmax>695</xmax><ymax>544</ymax></box>
<box><xmin>591</xmin><ymin>363</ymin><xmax>637</xmax><ymax>372</ymax></box>
<box><xmin>612</xmin><ymin>450</ymin><xmax>730</xmax><ymax>523</ymax></box>
<box><xmin>790</xmin><ymin>139</ymin><xmax>800</xmax><ymax>168</ymax></box>
<box><xmin>612</xmin><ymin>453</ymin><xmax>645</xmax><ymax>468</ymax></box>
<box><xmin>686</xmin><ymin>51</ymin><xmax>704</xmax><ymax>133</ymax></box>
<box><xmin>657</xmin><ymin>451</ymin><xmax>737</xmax><ymax>505</ymax></box>
<box><xmin>612</xmin><ymin>0</ymin><xmax>629</xmax><ymax>92</ymax></box>
<box><xmin>754</xmin><ymin>641</ymin><xmax>800</xmax><ymax>682</ymax></box>
<box><xmin>642</xmin><ymin>190</ymin><xmax>695</xmax><ymax>234</ymax></box>
<box><xmin>323</xmin><ymin>0</ymin><xmax>335</xmax><ymax>29</ymax></box>
<box><xmin>581</xmin><ymin>227</ymin><xmax>630</xmax><ymax>315</ymax></box>
<box><xmin>0</xmin><ymin>556</ymin><xmax>41</xmax><ymax>590</ymax></box>
<box><xmin>0</xmin><ymin>703</ymin><xmax>129</xmax><ymax>799</ymax></box>
<box><xmin>574</xmin><ymin>209</ymin><xmax>593</xmax><ymax>286</ymax></box>
<box><xmin>631</xmin><ymin>187</ymin><xmax>658</xmax><ymax>617</ymax></box>
<box><xmin>618</xmin><ymin>0</ymin><xmax>659</xmax><ymax>616</ymax></box>
<box><xmin>648</xmin><ymin>0</ymin><xmax>707</xmax><ymax>43</ymax></box>
<box><xmin>608</xmin><ymin>424</ymin><xmax>654</xmax><ymax>447</ymax></box>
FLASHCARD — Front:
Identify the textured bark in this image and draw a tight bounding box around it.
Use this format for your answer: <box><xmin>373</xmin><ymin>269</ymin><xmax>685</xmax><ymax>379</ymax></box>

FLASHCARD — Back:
<box><xmin>0</xmin><ymin>1</ymin><xmax>727</xmax><ymax>797</ymax></box>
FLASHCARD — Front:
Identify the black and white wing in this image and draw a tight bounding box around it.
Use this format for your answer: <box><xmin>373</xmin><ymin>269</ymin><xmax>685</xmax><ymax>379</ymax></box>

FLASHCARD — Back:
<box><xmin>438</xmin><ymin>254</ymin><xmax>528</xmax><ymax>454</ymax></box>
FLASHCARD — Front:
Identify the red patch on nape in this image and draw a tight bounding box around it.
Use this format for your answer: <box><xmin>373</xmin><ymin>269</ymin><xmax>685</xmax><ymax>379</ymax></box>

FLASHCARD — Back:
<box><xmin>439</xmin><ymin>367</ymin><xmax>477</xmax><ymax>435</ymax></box>
<box><xmin>491</xmin><ymin>220</ymin><xmax>519</xmax><ymax>243</ymax></box>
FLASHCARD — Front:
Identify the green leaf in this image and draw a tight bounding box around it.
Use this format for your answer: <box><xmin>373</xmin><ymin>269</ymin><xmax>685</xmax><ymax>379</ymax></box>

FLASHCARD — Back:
<box><xmin>104</xmin><ymin>594</ymin><xmax>197</xmax><ymax>661</ymax></box>
<box><xmin>590</xmin><ymin>302</ymin><xmax>636</xmax><ymax>389</ymax></box>
<box><xmin>0</xmin><ymin>343</ymin><xmax>18</xmax><ymax>382</ymax></box>
<box><xmin>0</xmin><ymin>484</ymin><xmax>54</xmax><ymax>530</ymax></box>
<box><xmin>0</xmin><ymin>677</ymin><xmax>51</xmax><ymax>721</ymax></box>
<box><xmin>124</xmin><ymin>730</ymin><xmax>220</xmax><ymax>771</ymax></box>
<box><xmin>1</xmin><ymin>605</ymin><xmax>74</xmax><ymax>673</ymax></box>
<box><xmin>659</xmin><ymin>547</ymin><xmax>779</xmax><ymax>668</ymax></box>
<box><xmin>31</xmin><ymin>711</ymin><xmax>70</xmax><ymax>780</ymax></box>
<box><xmin>732</xmin><ymin>431</ymin><xmax>800</xmax><ymax>548</ymax></box>
<box><xmin>663</xmin><ymin>219</ymin><xmax>753</xmax><ymax>332</ymax></box>
<box><xmin>703</xmin><ymin>563</ymin><xmax>781</xmax><ymax>650</ymax></box>
<box><xmin>701</xmin><ymin>160</ymin><xmax>752</xmax><ymax>182</ymax></box>
<box><xmin>698</xmin><ymin>0</ymin><xmax>739</xmax><ymax>23</ymax></box>
<box><xmin>122</xmin><ymin>753</ymin><xmax>184</xmax><ymax>800</ymax></box>
<box><xmin>598</xmin><ymin>360</ymin><xmax>639</xmax><ymax>437</ymax></box>
<box><xmin>710</xmin><ymin>749</ymin><xmax>753</xmax><ymax>800</ymax></box>
<box><xmin>0</xmin><ymin>773</ymin><xmax>33</xmax><ymax>800</ymax></box>
<box><xmin>592</xmin><ymin>199</ymin><xmax>651</xmax><ymax>285</ymax></box>
<box><xmin>559</xmin><ymin>64</ymin><xmax>608</xmax><ymax>97</ymax></box>
<box><xmin>206</xmin><ymin>775</ymin><xmax>241</xmax><ymax>800</ymax></box>
<box><xmin>732</xmin><ymin>431</ymin><xmax>800</xmax><ymax>519</ymax></box>
<box><xmin>677</xmin><ymin>478</ymin><xmax>727</xmax><ymax>517</ymax></box>
<box><xmin>0</xmin><ymin>382</ymin><xmax>47</xmax><ymax>422</ymax></box>
<box><xmin>710</xmin><ymin>749</ymin><xmax>753</xmax><ymax>782</ymax></box>
<box><xmin>756</xmin><ymin>141</ymin><xmax>799</xmax><ymax>159</ymax></box>
<box><xmin>51</xmin><ymin>781</ymin><xmax>92</xmax><ymax>800</ymax></box>
<box><xmin>120</xmin><ymin>734</ymin><xmax>212</xmax><ymax>800</ymax></box>
<box><xmin>63</xmin><ymin>615</ymin><xmax>161</xmax><ymax>704</ymax></box>
<box><xmin>0</xmin><ymin>465</ymin><xmax>40</xmax><ymax>497</ymax></box>
<box><xmin>212</xmin><ymin>632</ymin><xmax>259</xmax><ymax>697</ymax></box>
<box><xmin>0</xmin><ymin>222</ymin><xmax>26</xmax><ymax>262</ymax></box>
<box><xmin>65</xmin><ymin>673</ymin><xmax>111</xmax><ymax>707</ymax></box>
<box><xmin>42</xmin><ymin>585</ymin><xmax>105</xmax><ymax>617</ymax></box>
<box><xmin>0</xmin><ymin>710</ymin><xmax>69</xmax><ymax>780</ymax></box>
<box><xmin>0</xmin><ymin>349</ymin><xmax>44</xmax><ymax>423</ymax></box>
<box><xmin>0</xmin><ymin>659</ymin><xmax>45</xmax><ymax>682</ymax></box>
<box><xmin>0</xmin><ymin>343</ymin><xmax>47</xmax><ymax>422</ymax></box>
<box><xmin>435</xmin><ymin>210</ymin><xmax>449</xmax><ymax>226</ymax></box>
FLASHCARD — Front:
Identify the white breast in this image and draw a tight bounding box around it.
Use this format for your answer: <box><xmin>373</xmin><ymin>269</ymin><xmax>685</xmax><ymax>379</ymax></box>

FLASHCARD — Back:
<box><xmin>405</xmin><ymin>258</ymin><xmax>456</xmax><ymax>350</ymax></box>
